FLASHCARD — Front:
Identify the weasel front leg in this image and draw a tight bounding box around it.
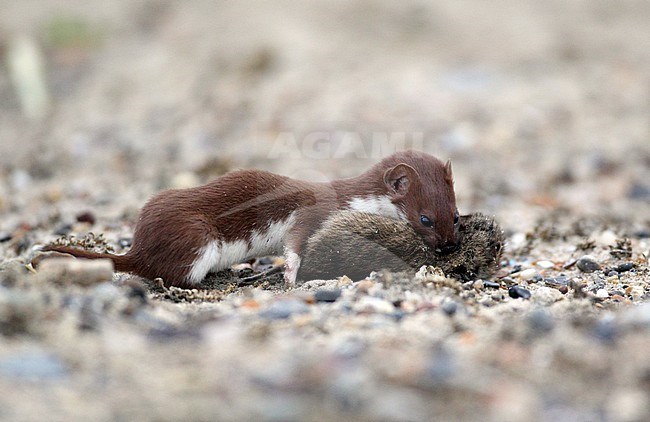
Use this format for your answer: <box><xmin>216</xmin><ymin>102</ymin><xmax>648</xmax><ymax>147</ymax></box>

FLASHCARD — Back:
<box><xmin>283</xmin><ymin>213</ymin><xmax>316</xmax><ymax>288</ymax></box>
<box><xmin>283</xmin><ymin>248</ymin><xmax>302</xmax><ymax>288</ymax></box>
<box><xmin>283</xmin><ymin>204</ymin><xmax>335</xmax><ymax>288</ymax></box>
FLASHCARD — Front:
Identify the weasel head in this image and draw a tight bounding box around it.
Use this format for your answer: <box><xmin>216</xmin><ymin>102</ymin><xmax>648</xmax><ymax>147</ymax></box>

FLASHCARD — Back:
<box><xmin>383</xmin><ymin>152</ymin><xmax>459</xmax><ymax>254</ymax></box>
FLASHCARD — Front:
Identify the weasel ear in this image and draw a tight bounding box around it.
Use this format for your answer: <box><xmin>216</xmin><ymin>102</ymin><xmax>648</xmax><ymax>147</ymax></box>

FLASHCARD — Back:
<box><xmin>384</xmin><ymin>164</ymin><xmax>418</xmax><ymax>198</ymax></box>
<box><xmin>444</xmin><ymin>160</ymin><xmax>454</xmax><ymax>184</ymax></box>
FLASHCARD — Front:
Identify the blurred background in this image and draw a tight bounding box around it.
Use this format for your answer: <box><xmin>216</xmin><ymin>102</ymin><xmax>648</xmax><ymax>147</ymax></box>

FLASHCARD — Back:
<box><xmin>0</xmin><ymin>0</ymin><xmax>648</xmax><ymax>235</ymax></box>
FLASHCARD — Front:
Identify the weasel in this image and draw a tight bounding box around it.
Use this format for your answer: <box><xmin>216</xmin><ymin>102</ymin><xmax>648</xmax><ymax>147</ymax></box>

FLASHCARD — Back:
<box><xmin>298</xmin><ymin>211</ymin><xmax>504</xmax><ymax>281</ymax></box>
<box><xmin>43</xmin><ymin>150</ymin><xmax>459</xmax><ymax>287</ymax></box>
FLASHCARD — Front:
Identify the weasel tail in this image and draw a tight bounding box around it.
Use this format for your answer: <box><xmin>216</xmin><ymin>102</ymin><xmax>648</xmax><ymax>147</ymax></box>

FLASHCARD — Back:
<box><xmin>41</xmin><ymin>245</ymin><xmax>137</xmax><ymax>273</ymax></box>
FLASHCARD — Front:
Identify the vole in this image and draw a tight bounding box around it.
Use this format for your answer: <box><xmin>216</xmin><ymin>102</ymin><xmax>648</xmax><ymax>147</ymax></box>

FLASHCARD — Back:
<box><xmin>298</xmin><ymin>211</ymin><xmax>503</xmax><ymax>281</ymax></box>
<box><xmin>43</xmin><ymin>150</ymin><xmax>459</xmax><ymax>287</ymax></box>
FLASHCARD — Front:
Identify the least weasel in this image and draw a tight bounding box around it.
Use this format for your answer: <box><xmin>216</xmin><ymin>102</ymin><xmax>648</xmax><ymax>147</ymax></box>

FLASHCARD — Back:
<box><xmin>43</xmin><ymin>150</ymin><xmax>459</xmax><ymax>287</ymax></box>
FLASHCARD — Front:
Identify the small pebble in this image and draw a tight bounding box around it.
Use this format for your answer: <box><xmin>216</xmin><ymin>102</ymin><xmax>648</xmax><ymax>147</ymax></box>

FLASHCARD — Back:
<box><xmin>563</xmin><ymin>258</ymin><xmax>577</xmax><ymax>269</ymax></box>
<box><xmin>354</xmin><ymin>296</ymin><xmax>395</xmax><ymax>314</ymax></box>
<box><xmin>501</xmin><ymin>276</ymin><xmax>515</xmax><ymax>285</ymax></box>
<box><xmin>508</xmin><ymin>286</ymin><xmax>531</xmax><ymax>300</ymax></box>
<box><xmin>75</xmin><ymin>211</ymin><xmax>96</xmax><ymax>225</ymax></box>
<box><xmin>483</xmin><ymin>281</ymin><xmax>500</xmax><ymax>289</ymax></box>
<box><xmin>441</xmin><ymin>301</ymin><xmax>458</xmax><ymax>316</ymax></box>
<box><xmin>531</xmin><ymin>286</ymin><xmax>563</xmax><ymax>305</ymax></box>
<box><xmin>171</xmin><ymin>172</ymin><xmax>200</xmax><ymax>189</ymax></box>
<box><xmin>118</xmin><ymin>237</ymin><xmax>132</xmax><ymax>248</ymax></box>
<box><xmin>517</xmin><ymin>269</ymin><xmax>538</xmax><ymax>280</ymax></box>
<box><xmin>576</xmin><ymin>255</ymin><xmax>600</xmax><ymax>273</ymax></box>
<box><xmin>314</xmin><ymin>288</ymin><xmax>341</xmax><ymax>303</ymax></box>
<box><xmin>536</xmin><ymin>260</ymin><xmax>555</xmax><ymax>269</ymax></box>
<box><xmin>0</xmin><ymin>232</ymin><xmax>12</xmax><ymax>243</ymax></box>
<box><xmin>615</xmin><ymin>262</ymin><xmax>634</xmax><ymax>273</ymax></box>
<box><xmin>544</xmin><ymin>276</ymin><xmax>568</xmax><ymax>288</ymax></box>
<box><xmin>337</xmin><ymin>275</ymin><xmax>353</xmax><ymax>287</ymax></box>
<box><xmin>595</xmin><ymin>230</ymin><xmax>618</xmax><ymax>246</ymax></box>
<box><xmin>356</xmin><ymin>279</ymin><xmax>374</xmax><ymax>293</ymax></box>
<box><xmin>595</xmin><ymin>289</ymin><xmax>609</xmax><ymax>298</ymax></box>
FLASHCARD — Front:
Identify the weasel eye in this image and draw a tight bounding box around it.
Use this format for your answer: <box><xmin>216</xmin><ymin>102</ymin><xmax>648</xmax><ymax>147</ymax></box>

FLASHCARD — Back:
<box><xmin>420</xmin><ymin>215</ymin><xmax>434</xmax><ymax>227</ymax></box>
<box><xmin>453</xmin><ymin>210</ymin><xmax>460</xmax><ymax>225</ymax></box>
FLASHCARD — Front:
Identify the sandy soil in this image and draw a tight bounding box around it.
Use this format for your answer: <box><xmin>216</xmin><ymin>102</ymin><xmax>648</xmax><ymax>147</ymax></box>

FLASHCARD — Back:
<box><xmin>0</xmin><ymin>1</ymin><xmax>649</xmax><ymax>421</ymax></box>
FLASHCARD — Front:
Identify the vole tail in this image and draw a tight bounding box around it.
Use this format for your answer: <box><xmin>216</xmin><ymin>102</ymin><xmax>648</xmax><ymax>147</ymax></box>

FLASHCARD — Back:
<box><xmin>41</xmin><ymin>245</ymin><xmax>136</xmax><ymax>273</ymax></box>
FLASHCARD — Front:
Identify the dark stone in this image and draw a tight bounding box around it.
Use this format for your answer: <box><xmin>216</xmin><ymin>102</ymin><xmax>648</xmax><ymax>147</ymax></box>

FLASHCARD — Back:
<box><xmin>576</xmin><ymin>256</ymin><xmax>600</xmax><ymax>273</ymax></box>
<box><xmin>483</xmin><ymin>280</ymin><xmax>500</xmax><ymax>289</ymax></box>
<box><xmin>75</xmin><ymin>211</ymin><xmax>96</xmax><ymax>225</ymax></box>
<box><xmin>615</xmin><ymin>262</ymin><xmax>634</xmax><ymax>273</ymax></box>
<box><xmin>0</xmin><ymin>232</ymin><xmax>11</xmax><ymax>243</ymax></box>
<box><xmin>508</xmin><ymin>286</ymin><xmax>531</xmax><ymax>299</ymax></box>
<box><xmin>544</xmin><ymin>276</ymin><xmax>569</xmax><ymax>288</ymax></box>
<box><xmin>314</xmin><ymin>288</ymin><xmax>341</xmax><ymax>303</ymax></box>
<box><xmin>441</xmin><ymin>301</ymin><xmax>458</xmax><ymax>316</ymax></box>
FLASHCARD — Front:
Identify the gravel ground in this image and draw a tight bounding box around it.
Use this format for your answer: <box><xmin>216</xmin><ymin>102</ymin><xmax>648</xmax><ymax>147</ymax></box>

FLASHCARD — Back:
<box><xmin>1</xmin><ymin>1</ymin><xmax>649</xmax><ymax>421</ymax></box>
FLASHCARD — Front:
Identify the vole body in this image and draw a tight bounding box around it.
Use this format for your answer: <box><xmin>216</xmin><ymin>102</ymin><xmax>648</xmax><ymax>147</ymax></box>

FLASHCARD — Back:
<box><xmin>298</xmin><ymin>211</ymin><xmax>503</xmax><ymax>281</ymax></box>
<box><xmin>44</xmin><ymin>150</ymin><xmax>458</xmax><ymax>287</ymax></box>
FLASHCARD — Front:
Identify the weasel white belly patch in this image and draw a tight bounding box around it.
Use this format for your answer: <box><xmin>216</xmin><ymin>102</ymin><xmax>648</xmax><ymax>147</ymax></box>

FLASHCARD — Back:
<box><xmin>346</xmin><ymin>195</ymin><xmax>406</xmax><ymax>221</ymax></box>
<box><xmin>188</xmin><ymin>212</ymin><xmax>296</xmax><ymax>284</ymax></box>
